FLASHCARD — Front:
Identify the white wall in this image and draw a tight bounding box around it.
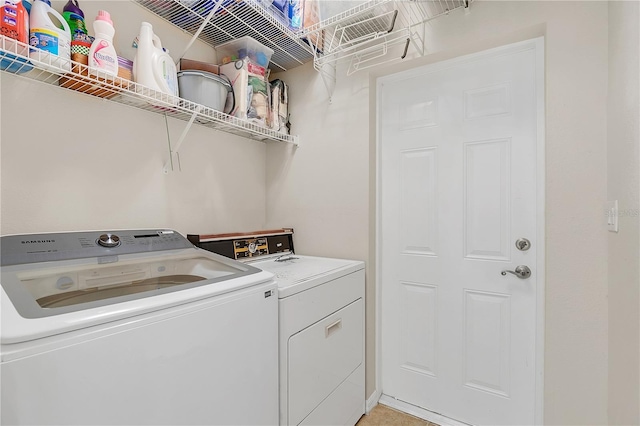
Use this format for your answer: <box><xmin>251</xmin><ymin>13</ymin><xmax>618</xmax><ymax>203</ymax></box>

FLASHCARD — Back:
<box><xmin>271</xmin><ymin>1</ymin><xmax>610</xmax><ymax>424</ymax></box>
<box><xmin>1</xmin><ymin>1</ymin><xmax>267</xmax><ymax>237</ymax></box>
<box><xmin>607</xmin><ymin>1</ymin><xmax>640</xmax><ymax>424</ymax></box>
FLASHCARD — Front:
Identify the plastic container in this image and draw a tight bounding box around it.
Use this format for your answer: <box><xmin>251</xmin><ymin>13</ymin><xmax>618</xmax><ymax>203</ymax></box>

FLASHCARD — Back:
<box><xmin>177</xmin><ymin>70</ymin><xmax>232</xmax><ymax>113</ymax></box>
<box><xmin>0</xmin><ymin>0</ymin><xmax>31</xmax><ymax>73</ymax></box>
<box><xmin>118</xmin><ymin>56</ymin><xmax>133</xmax><ymax>79</ymax></box>
<box><xmin>1</xmin><ymin>0</ymin><xmax>29</xmax><ymax>45</ymax></box>
<box><xmin>29</xmin><ymin>0</ymin><xmax>71</xmax><ymax>72</ymax></box>
<box><xmin>88</xmin><ymin>10</ymin><xmax>118</xmax><ymax>77</ymax></box>
<box><xmin>133</xmin><ymin>22</ymin><xmax>179</xmax><ymax>100</ymax></box>
<box><xmin>287</xmin><ymin>0</ymin><xmax>303</xmax><ymax>30</ymax></box>
<box><xmin>216</xmin><ymin>35</ymin><xmax>273</xmax><ymax>68</ymax></box>
<box><xmin>62</xmin><ymin>0</ymin><xmax>87</xmax><ymax>41</ymax></box>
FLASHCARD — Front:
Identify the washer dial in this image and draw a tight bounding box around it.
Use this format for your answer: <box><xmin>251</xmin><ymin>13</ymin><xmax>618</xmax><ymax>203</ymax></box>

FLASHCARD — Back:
<box><xmin>97</xmin><ymin>233</ymin><xmax>121</xmax><ymax>248</ymax></box>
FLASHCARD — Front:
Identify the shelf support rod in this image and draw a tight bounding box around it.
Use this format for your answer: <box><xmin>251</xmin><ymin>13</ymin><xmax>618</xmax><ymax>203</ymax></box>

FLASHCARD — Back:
<box><xmin>177</xmin><ymin>0</ymin><xmax>225</xmax><ymax>63</ymax></box>
<box><xmin>163</xmin><ymin>107</ymin><xmax>202</xmax><ymax>173</ymax></box>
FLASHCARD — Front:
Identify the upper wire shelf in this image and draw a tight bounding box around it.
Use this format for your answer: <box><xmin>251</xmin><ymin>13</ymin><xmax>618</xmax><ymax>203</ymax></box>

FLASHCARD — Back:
<box><xmin>133</xmin><ymin>0</ymin><xmax>315</xmax><ymax>72</ymax></box>
<box><xmin>0</xmin><ymin>36</ymin><xmax>299</xmax><ymax>146</ymax></box>
<box><xmin>133</xmin><ymin>0</ymin><xmax>468</xmax><ymax>101</ymax></box>
<box><xmin>303</xmin><ymin>0</ymin><xmax>470</xmax><ymax>71</ymax></box>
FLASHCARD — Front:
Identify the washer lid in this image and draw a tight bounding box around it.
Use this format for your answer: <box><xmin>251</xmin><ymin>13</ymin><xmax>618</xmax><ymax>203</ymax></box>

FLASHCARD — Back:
<box><xmin>1</xmin><ymin>230</ymin><xmax>274</xmax><ymax>344</ymax></box>
<box><xmin>249</xmin><ymin>255</ymin><xmax>364</xmax><ymax>298</ymax></box>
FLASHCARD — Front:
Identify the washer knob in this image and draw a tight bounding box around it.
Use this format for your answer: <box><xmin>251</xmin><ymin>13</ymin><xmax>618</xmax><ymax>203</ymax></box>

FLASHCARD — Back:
<box><xmin>97</xmin><ymin>233</ymin><xmax>121</xmax><ymax>248</ymax></box>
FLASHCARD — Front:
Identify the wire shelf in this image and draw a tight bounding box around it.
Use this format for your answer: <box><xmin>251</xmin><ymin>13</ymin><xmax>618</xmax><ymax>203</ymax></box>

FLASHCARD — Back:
<box><xmin>0</xmin><ymin>35</ymin><xmax>299</xmax><ymax>146</ymax></box>
<box><xmin>304</xmin><ymin>0</ymin><xmax>469</xmax><ymax>72</ymax></box>
<box><xmin>133</xmin><ymin>0</ymin><xmax>314</xmax><ymax>72</ymax></box>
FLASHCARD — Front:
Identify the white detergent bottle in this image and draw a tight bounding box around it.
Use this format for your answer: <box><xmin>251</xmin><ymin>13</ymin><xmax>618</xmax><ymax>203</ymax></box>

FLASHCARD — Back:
<box><xmin>133</xmin><ymin>22</ymin><xmax>178</xmax><ymax>100</ymax></box>
<box><xmin>29</xmin><ymin>0</ymin><xmax>71</xmax><ymax>72</ymax></box>
<box><xmin>88</xmin><ymin>10</ymin><xmax>118</xmax><ymax>77</ymax></box>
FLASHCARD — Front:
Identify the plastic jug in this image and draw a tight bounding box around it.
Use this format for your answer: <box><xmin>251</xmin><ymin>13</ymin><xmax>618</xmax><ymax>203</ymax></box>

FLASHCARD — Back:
<box><xmin>1</xmin><ymin>0</ymin><xmax>29</xmax><ymax>45</ymax></box>
<box><xmin>29</xmin><ymin>0</ymin><xmax>71</xmax><ymax>72</ymax></box>
<box><xmin>133</xmin><ymin>22</ymin><xmax>178</xmax><ymax>101</ymax></box>
<box><xmin>0</xmin><ymin>0</ymin><xmax>31</xmax><ymax>73</ymax></box>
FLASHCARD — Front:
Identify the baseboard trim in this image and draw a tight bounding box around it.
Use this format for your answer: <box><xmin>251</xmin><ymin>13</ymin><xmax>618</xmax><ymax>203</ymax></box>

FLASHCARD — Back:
<box><xmin>366</xmin><ymin>390</ymin><xmax>382</xmax><ymax>414</ymax></box>
<box><xmin>378</xmin><ymin>394</ymin><xmax>471</xmax><ymax>426</ymax></box>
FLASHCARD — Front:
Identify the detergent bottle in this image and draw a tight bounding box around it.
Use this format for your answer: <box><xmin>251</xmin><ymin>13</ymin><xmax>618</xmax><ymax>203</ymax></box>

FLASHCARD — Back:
<box><xmin>62</xmin><ymin>0</ymin><xmax>87</xmax><ymax>40</ymax></box>
<box><xmin>1</xmin><ymin>0</ymin><xmax>29</xmax><ymax>46</ymax></box>
<box><xmin>0</xmin><ymin>0</ymin><xmax>30</xmax><ymax>73</ymax></box>
<box><xmin>29</xmin><ymin>0</ymin><xmax>71</xmax><ymax>71</ymax></box>
<box><xmin>133</xmin><ymin>22</ymin><xmax>178</xmax><ymax>99</ymax></box>
<box><xmin>88</xmin><ymin>10</ymin><xmax>117</xmax><ymax>77</ymax></box>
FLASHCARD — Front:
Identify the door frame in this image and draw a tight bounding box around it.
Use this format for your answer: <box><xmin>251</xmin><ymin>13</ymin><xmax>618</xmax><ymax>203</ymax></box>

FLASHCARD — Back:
<box><xmin>374</xmin><ymin>37</ymin><xmax>546</xmax><ymax>424</ymax></box>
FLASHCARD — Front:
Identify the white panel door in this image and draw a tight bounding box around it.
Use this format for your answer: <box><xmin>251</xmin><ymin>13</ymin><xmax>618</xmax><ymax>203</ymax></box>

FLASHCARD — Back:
<box><xmin>379</xmin><ymin>40</ymin><xmax>542</xmax><ymax>425</ymax></box>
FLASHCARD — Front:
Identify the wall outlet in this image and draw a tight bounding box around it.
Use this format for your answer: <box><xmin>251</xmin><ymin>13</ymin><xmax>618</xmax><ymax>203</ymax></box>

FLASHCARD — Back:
<box><xmin>606</xmin><ymin>200</ymin><xmax>619</xmax><ymax>232</ymax></box>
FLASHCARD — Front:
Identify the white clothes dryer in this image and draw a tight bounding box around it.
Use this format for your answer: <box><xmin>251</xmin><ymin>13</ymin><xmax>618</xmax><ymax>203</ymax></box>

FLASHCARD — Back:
<box><xmin>1</xmin><ymin>229</ymin><xmax>278</xmax><ymax>426</ymax></box>
<box><xmin>189</xmin><ymin>229</ymin><xmax>366</xmax><ymax>426</ymax></box>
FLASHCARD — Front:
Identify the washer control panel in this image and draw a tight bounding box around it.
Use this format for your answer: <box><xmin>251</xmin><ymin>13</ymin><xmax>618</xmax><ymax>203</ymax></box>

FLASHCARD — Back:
<box><xmin>1</xmin><ymin>230</ymin><xmax>193</xmax><ymax>266</ymax></box>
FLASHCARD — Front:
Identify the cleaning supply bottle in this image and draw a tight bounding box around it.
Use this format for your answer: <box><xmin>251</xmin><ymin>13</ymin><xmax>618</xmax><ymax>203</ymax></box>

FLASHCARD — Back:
<box><xmin>288</xmin><ymin>0</ymin><xmax>303</xmax><ymax>30</ymax></box>
<box><xmin>29</xmin><ymin>0</ymin><xmax>71</xmax><ymax>71</ymax></box>
<box><xmin>88</xmin><ymin>10</ymin><xmax>117</xmax><ymax>77</ymax></box>
<box><xmin>0</xmin><ymin>0</ymin><xmax>30</xmax><ymax>73</ymax></box>
<box><xmin>133</xmin><ymin>22</ymin><xmax>178</xmax><ymax>99</ymax></box>
<box><xmin>1</xmin><ymin>0</ymin><xmax>29</xmax><ymax>46</ymax></box>
<box><xmin>62</xmin><ymin>0</ymin><xmax>87</xmax><ymax>41</ymax></box>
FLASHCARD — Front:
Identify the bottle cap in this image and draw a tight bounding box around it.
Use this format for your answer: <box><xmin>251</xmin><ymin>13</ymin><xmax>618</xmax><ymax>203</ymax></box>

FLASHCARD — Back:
<box><xmin>63</xmin><ymin>0</ymin><xmax>84</xmax><ymax>18</ymax></box>
<box><xmin>96</xmin><ymin>10</ymin><xmax>113</xmax><ymax>25</ymax></box>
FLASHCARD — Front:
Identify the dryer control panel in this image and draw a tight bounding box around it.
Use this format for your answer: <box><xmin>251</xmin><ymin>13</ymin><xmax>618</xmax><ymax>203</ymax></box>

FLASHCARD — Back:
<box><xmin>188</xmin><ymin>229</ymin><xmax>294</xmax><ymax>261</ymax></box>
<box><xmin>234</xmin><ymin>238</ymin><xmax>269</xmax><ymax>259</ymax></box>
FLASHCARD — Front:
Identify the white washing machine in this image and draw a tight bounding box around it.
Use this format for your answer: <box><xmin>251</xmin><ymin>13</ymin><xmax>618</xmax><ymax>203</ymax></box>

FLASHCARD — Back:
<box><xmin>1</xmin><ymin>229</ymin><xmax>278</xmax><ymax>426</ymax></box>
<box><xmin>189</xmin><ymin>229</ymin><xmax>366</xmax><ymax>426</ymax></box>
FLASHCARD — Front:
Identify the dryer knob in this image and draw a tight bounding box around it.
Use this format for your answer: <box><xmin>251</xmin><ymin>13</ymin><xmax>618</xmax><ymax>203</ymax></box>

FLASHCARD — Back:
<box><xmin>97</xmin><ymin>233</ymin><xmax>121</xmax><ymax>248</ymax></box>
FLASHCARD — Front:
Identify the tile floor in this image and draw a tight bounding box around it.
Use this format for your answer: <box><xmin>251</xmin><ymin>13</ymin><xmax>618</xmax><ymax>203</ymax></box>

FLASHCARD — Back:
<box><xmin>356</xmin><ymin>404</ymin><xmax>437</xmax><ymax>426</ymax></box>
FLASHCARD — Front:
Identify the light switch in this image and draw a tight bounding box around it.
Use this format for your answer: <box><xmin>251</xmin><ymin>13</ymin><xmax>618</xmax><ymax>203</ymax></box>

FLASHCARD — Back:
<box><xmin>606</xmin><ymin>200</ymin><xmax>619</xmax><ymax>232</ymax></box>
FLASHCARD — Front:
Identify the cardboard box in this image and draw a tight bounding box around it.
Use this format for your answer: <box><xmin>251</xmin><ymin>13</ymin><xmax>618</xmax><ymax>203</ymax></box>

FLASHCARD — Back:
<box><xmin>179</xmin><ymin>58</ymin><xmax>220</xmax><ymax>75</ymax></box>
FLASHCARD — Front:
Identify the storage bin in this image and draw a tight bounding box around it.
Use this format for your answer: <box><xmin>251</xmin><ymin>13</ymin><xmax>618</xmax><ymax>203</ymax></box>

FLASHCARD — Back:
<box><xmin>216</xmin><ymin>36</ymin><xmax>273</xmax><ymax>67</ymax></box>
<box><xmin>220</xmin><ymin>58</ymin><xmax>269</xmax><ymax>125</ymax></box>
<box><xmin>177</xmin><ymin>70</ymin><xmax>232</xmax><ymax>112</ymax></box>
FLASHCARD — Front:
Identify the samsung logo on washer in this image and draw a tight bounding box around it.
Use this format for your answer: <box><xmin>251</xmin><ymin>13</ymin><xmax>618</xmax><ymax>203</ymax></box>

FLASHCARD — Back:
<box><xmin>21</xmin><ymin>239</ymin><xmax>55</xmax><ymax>244</ymax></box>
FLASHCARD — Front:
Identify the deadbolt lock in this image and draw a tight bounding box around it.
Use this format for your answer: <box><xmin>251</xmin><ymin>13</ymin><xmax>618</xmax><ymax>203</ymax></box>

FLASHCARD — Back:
<box><xmin>515</xmin><ymin>238</ymin><xmax>531</xmax><ymax>251</ymax></box>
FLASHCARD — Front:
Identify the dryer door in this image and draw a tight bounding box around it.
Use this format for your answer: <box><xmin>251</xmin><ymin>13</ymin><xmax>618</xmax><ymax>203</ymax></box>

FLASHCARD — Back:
<box><xmin>288</xmin><ymin>298</ymin><xmax>363</xmax><ymax>425</ymax></box>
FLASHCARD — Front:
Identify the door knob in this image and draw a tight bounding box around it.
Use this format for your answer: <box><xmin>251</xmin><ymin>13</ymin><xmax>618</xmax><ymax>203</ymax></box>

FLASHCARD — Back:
<box><xmin>501</xmin><ymin>265</ymin><xmax>531</xmax><ymax>279</ymax></box>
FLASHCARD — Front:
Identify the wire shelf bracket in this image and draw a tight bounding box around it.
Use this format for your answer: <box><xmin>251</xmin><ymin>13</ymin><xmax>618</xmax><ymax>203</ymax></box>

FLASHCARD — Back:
<box><xmin>163</xmin><ymin>107</ymin><xmax>203</xmax><ymax>174</ymax></box>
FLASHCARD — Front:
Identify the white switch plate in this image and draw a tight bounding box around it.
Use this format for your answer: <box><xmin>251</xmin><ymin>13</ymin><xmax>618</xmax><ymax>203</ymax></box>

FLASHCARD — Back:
<box><xmin>606</xmin><ymin>200</ymin><xmax>619</xmax><ymax>232</ymax></box>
